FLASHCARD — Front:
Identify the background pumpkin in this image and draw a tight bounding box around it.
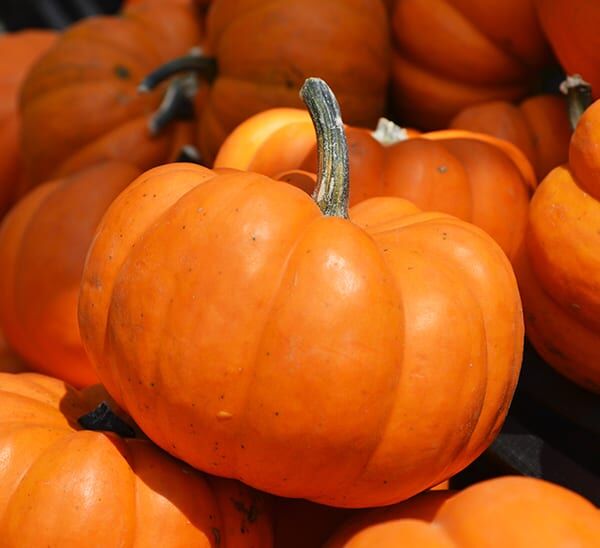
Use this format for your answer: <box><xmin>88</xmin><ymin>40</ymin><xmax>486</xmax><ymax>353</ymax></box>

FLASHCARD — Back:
<box><xmin>325</xmin><ymin>477</ymin><xmax>600</xmax><ymax>547</ymax></box>
<box><xmin>390</xmin><ymin>0</ymin><xmax>550</xmax><ymax>129</ymax></box>
<box><xmin>0</xmin><ymin>161</ymin><xmax>141</xmax><ymax>388</ymax></box>
<box><xmin>514</xmin><ymin>98</ymin><xmax>600</xmax><ymax>393</ymax></box>
<box><xmin>78</xmin><ymin>79</ymin><xmax>523</xmax><ymax>507</ymax></box>
<box><xmin>535</xmin><ymin>0</ymin><xmax>600</xmax><ymax>99</ymax></box>
<box><xmin>140</xmin><ymin>0</ymin><xmax>391</xmax><ymax>164</ymax></box>
<box><xmin>449</xmin><ymin>94</ymin><xmax>571</xmax><ymax>180</ymax></box>
<box><xmin>0</xmin><ymin>372</ymin><xmax>273</xmax><ymax>547</ymax></box>
<box><xmin>0</xmin><ymin>29</ymin><xmax>56</xmax><ymax>217</ymax></box>
<box><xmin>215</xmin><ymin>109</ymin><xmax>536</xmax><ymax>262</ymax></box>
<box><xmin>19</xmin><ymin>1</ymin><xmax>201</xmax><ymax>186</ymax></box>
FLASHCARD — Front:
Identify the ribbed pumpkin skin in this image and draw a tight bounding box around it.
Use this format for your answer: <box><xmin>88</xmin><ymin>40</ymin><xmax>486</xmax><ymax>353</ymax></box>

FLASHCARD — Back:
<box><xmin>0</xmin><ymin>372</ymin><xmax>273</xmax><ymax>547</ymax></box>
<box><xmin>79</xmin><ymin>163</ymin><xmax>523</xmax><ymax>507</ymax></box>
<box><xmin>0</xmin><ymin>162</ymin><xmax>141</xmax><ymax>388</ymax></box>
<box><xmin>19</xmin><ymin>3</ymin><xmax>201</xmax><ymax>186</ymax></box>
<box><xmin>514</xmin><ymin>99</ymin><xmax>600</xmax><ymax>393</ymax></box>
<box><xmin>325</xmin><ymin>477</ymin><xmax>600</xmax><ymax>547</ymax></box>
<box><xmin>0</xmin><ymin>30</ymin><xmax>56</xmax><ymax>217</ymax></box>
<box><xmin>215</xmin><ymin>109</ymin><xmax>535</xmax><ymax>262</ymax></box>
<box><xmin>536</xmin><ymin>0</ymin><xmax>600</xmax><ymax>99</ymax></box>
<box><xmin>390</xmin><ymin>0</ymin><xmax>549</xmax><ymax>129</ymax></box>
<box><xmin>198</xmin><ymin>0</ymin><xmax>391</xmax><ymax>163</ymax></box>
<box><xmin>450</xmin><ymin>95</ymin><xmax>571</xmax><ymax>180</ymax></box>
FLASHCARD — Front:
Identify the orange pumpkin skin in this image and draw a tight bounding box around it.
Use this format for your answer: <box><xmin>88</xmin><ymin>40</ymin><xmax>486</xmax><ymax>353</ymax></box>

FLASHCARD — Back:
<box><xmin>450</xmin><ymin>95</ymin><xmax>571</xmax><ymax>180</ymax></box>
<box><xmin>0</xmin><ymin>162</ymin><xmax>142</xmax><ymax>388</ymax></box>
<box><xmin>196</xmin><ymin>0</ymin><xmax>391</xmax><ymax>163</ymax></box>
<box><xmin>325</xmin><ymin>477</ymin><xmax>600</xmax><ymax>547</ymax></box>
<box><xmin>0</xmin><ymin>30</ymin><xmax>56</xmax><ymax>217</ymax></box>
<box><xmin>215</xmin><ymin>109</ymin><xmax>535</xmax><ymax>262</ymax></box>
<box><xmin>78</xmin><ymin>162</ymin><xmax>523</xmax><ymax>507</ymax></box>
<box><xmin>390</xmin><ymin>0</ymin><xmax>549</xmax><ymax>129</ymax></box>
<box><xmin>0</xmin><ymin>372</ymin><xmax>273</xmax><ymax>547</ymax></box>
<box><xmin>19</xmin><ymin>3</ymin><xmax>201</xmax><ymax>187</ymax></box>
<box><xmin>514</xmin><ymin>99</ymin><xmax>600</xmax><ymax>393</ymax></box>
<box><xmin>536</xmin><ymin>0</ymin><xmax>600</xmax><ymax>99</ymax></box>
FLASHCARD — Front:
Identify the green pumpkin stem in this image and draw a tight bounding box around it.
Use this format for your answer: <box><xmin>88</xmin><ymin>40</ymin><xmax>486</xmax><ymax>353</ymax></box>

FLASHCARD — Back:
<box><xmin>78</xmin><ymin>402</ymin><xmax>136</xmax><ymax>438</ymax></box>
<box><xmin>560</xmin><ymin>74</ymin><xmax>593</xmax><ymax>130</ymax></box>
<box><xmin>300</xmin><ymin>78</ymin><xmax>350</xmax><ymax>218</ymax></box>
<box><xmin>139</xmin><ymin>49</ymin><xmax>218</xmax><ymax>93</ymax></box>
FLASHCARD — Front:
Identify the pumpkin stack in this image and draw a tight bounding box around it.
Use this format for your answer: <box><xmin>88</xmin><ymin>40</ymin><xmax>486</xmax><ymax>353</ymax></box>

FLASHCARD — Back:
<box><xmin>0</xmin><ymin>0</ymin><xmax>598</xmax><ymax>545</ymax></box>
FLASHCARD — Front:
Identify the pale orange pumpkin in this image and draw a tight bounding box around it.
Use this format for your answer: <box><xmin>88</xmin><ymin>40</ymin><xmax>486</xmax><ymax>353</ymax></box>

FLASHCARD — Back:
<box><xmin>0</xmin><ymin>161</ymin><xmax>141</xmax><ymax>387</ymax></box>
<box><xmin>325</xmin><ymin>477</ymin><xmax>600</xmax><ymax>547</ymax></box>
<box><xmin>78</xmin><ymin>78</ymin><xmax>523</xmax><ymax>507</ymax></box>
<box><xmin>0</xmin><ymin>372</ymin><xmax>273</xmax><ymax>547</ymax></box>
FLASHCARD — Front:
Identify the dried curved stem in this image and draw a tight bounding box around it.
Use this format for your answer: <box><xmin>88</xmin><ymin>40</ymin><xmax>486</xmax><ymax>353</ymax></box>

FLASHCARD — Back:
<box><xmin>139</xmin><ymin>51</ymin><xmax>217</xmax><ymax>93</ymax></box>
<box><xmin>300</xmin><ymin>78</ymin><xmax>350</xmax><ymax>219</ymax></box>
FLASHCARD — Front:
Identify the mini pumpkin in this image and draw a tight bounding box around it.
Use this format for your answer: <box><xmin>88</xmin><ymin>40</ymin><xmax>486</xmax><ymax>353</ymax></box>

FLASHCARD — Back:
<box><xmin>0</xmin><ymin>30</ymin><xmax>56</xmax><ymax>217</ymax></box>
<box><xmin>449</xmin><ymin>94</ymin><xmax>571</xmax><ymax>179</ymax></box>
<box><xmin>19</xmin><ymin>1</ymin><xmax>201</xmax><ymax>186</ymax></box>
<box><xmin>390</xmin><ymin>0</ymin><xmax>550</xmax><ymax>129</ymax></box>
<box><xmin>79</xmin><ymin>78</ymin><xmax>523</xmax><ymax>507</ymax></box>
<box><xmin>514</xmin><ymin>95</ymin><xmax>600</xmax><ymax>393</ymax></box>
<box><xmin>325</xmin><ymin>477</ymin><xmax>600</xmax><ymax>547</ymax></box>
<box><xmin>139</xmin><ymin>0</ymin><xmax>391</xmax><ymax>164</ymax></box>
<box><xmin>215</xmin><ymin>109</ymin><xmax>535</xmax><ymax>262</ymax></box>
<box><xmin>0</xmin><ymin>161</ymin><xmax>141</xmax><ymax>387</ymax></box>
<box><xmin>0</xmin><ymin>372</ymin><xmax>272</xmax><ymax>547</ymax></box>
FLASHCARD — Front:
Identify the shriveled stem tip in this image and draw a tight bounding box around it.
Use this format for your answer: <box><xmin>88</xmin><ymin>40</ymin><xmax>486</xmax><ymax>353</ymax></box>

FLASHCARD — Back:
<box><xmin>300</xmin><ymin>77</ymin><xmax>349</xmax><ymax>218</ymax></box>
<box><xmin>560</xmin><ymin>74</ymin><xmax>593</xmax><ymax>130</ymax></box>
<box><xmin>372</xmin><ymin>118</ymin><xmax>410</xmax><ymax>146</ymax></box>
<box><xmin>78</xmin><ymin>401</ymin><xmax>136</xmax><ymax>438</ymax></box>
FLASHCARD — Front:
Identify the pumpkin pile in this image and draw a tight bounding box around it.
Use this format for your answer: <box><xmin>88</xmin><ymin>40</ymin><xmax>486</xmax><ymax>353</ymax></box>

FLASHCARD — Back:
<box><xmin>0</xmin><ymin>0</ymin><xmax>598</xmax><ymax>545</ymax></box>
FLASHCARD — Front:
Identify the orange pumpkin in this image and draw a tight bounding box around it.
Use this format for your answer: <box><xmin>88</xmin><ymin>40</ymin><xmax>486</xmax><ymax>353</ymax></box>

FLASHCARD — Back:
<box><xmin>536</xmin><ymin>0</ymin><xmax>600</xmax><ymax>99</ymax></box>
<box><xmin>19</xmin><ymin>2</ymin><xmax>201</xmax><ymax>187</ymax></box>
<box><xmin>79</xmin><ymin>78</ymin><xmax>523</xmax><ymax>507</ymax></box>
<box><xmin>325</xmin><ymin>477</ymin><xmax>600</xmax><ymax>547</ymax></box>
<box><xmin>514</xmin><ymin>97</ymin><xmax>600</xmax><ymax>393</ymax></box>
<box><xmin>0</xmin><ymin>30</ymin><xmax>56</xmax><ymax>217</ymax></box>
<box><xmin>0</xmin><ymin>161</ymin><xmax>141</xmax><ymax>388</ymax></box>
<box><xmin>215</xmin><ymin>109</ymin><xmax>536</xmax><ymax>262</ymax></box>
<box><xmin>390</xmin><ymin>0</ymin><xmax>550</xmax><ymax>129</ymax></box>
<box><xmin>140</xmin><ymin>0</ymin><xmax>391</xmax><ymax>164</ymax></box>
<box><xmin>449</xmin><ymin>94</ymin><xmax>571</xmax><ymax>179</ymax></box>
<box><xmin>0</xmin><ymin>372</ymin><xmax>273</xmax><ymax>547</ymax></box>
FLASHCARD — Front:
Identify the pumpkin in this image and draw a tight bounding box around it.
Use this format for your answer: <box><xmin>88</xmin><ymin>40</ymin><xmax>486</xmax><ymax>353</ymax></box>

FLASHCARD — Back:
<box><xmin>449</xmin><ymin>94</ymin><xmax>571</xmax><ymax>180</ymax></box>
<box><xmin>215</xmin><ymin>109</ymin><xmax>535</xmax><ymax>262</ymax></box>
<box><xmin>536</xmin><ymin>0</ymin><xmax>600</xmax><ymax>99</ymax></box>
<box><xmin>325</xmin><ymin>476</ymin><xmax>600</xmax><ymax>547</ymax></box>
<box><xmin>514</xmin><ymin>95</ymin><xmax>600</xmax><ymax>393</ymax></box>
<box><xmin>0</xmin><ymin>161</ymin><xmax>141</xmax><ymax>388</ymax></box>
<box><xmin>78</xmin><ymin>78</ymin><xmax>523</xmax><ymax>507</ymax></box>
<box><xmin>0</xmin><ymin>372</ymin><xmax>273</xmax><ymax>547</ymax></box>
<box><xmin>139</xmin><ymin>0</ymin><xmax>391</xmax><ymax>164</ymax></box>
<box><xmin>0</xmin><ymin>30</ymin><xmax>56</xmax><ymax>217</ymax></box>
<box><xmin>19</xmin><ymin>1</ymin><xmax>202</xmax><ymax>187</ymax></box>
<box><xmin>389</xmin><ymin>0</ymin><xmax>550</xmax><ymax>129</ymax></box>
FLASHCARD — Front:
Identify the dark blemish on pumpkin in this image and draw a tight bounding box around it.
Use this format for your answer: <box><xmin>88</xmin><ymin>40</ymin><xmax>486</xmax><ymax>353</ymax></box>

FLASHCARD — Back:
<box><xmin>153</xmin><ymin>194</ymin><xmax>157</xmax><ymax>198</ymax></box>
<box><xmin>407</xmin><ymin>266</ymin><xmax>414</xmax><ymax>270</ymax></box>
<box><xmin>108</xmin><ymin>255</ymin><xmax>113</xmax><ymax>260</ymax></box>
<box><xmin>383</xmin><ymin>480</ymin><xmax>388</xmax><ymax>484</ymax></box>
<box><xmin>150</xmin><ymin>382</ymin><xmax>155</xmax><ymax>388</ymax></box>
<box><xmin>442</xmin><ymin>232</ymin><xmax>448</xmax><ymax>240</ymax></box>
<box><xmin>437</xmin><ymin>165</ymin><xmax>448</xmax><ymax>174</ymax></box>
<box><xmin>266</xmin><ymin>352</ymin><xmax>270</xmax><ymax>356</ymax></box>
<box><xmin>383</xmin><ymin>248</ymin><xmax>389</xmax><ymax>252</ymax></box>
<box><xmin>212</xmin><ymin>528</ymin><xmax>221</xmax><ymax>546</ymax></box>
<box><xmin>231</xmin><ymin>497</ymin><xmax>260</xmax><ymax>523</ymax></box>
<box><xmin>182</xmin><ymin>225</ymin><xmax>186</xmax><ymax>230</ymax></box>
<box><xmin>219</xmin><ymin>394</ymin><xmax>225</xmax><ymax>400</ymax></box>
<box><xmin>142</xmin><ymin>193</ymin><xmax>147</xmax><ymax>197</ymax></box>
<box><xmin>188</xmin><ymin>267</ymin><xmax>193</xmax><ymax>272</ymax></box>
<box><xmin>240</xmin><ymin>444</ymin><xmax>245</xmax><ymax>449</ymax></box>
<box><xmin>274</xmin><ymin>411</ymin><xmax>279</xmax><ymax>417</ymax></box>
<box><xmin>114</xmin><ymin>64</ymin><xmax>131</xmax><ymax>79</ymax></box>
<box><xmin>251</xmin><ymin>235</ymin><xmax>256</xmax><ymax>241</ymax></box>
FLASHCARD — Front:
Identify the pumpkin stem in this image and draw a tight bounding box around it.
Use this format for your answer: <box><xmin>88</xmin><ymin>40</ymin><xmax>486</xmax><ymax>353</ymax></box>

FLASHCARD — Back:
<box><xmin>372</xmin><ymin>117</ymin><xmax>410</xmax><ymax>146</ymax></box>
<box><xmin>300</xmin><ymin>78</ymin><xmax>350</xmax><ymax>218</ymax></box>
<box><xmin>139</xmin><ymin>48</ymin><xmax>218</xmax><ymax>93</ymax></box>
<box><xmin>560</xmin><ymin>74</ymin><xmax>593</xmax><ymax>130</ymax></box>
<box><xmin>175</xmin><ymin>144</ymin><xmax>203</xmax><ymax>164</ymax></box>
<box><xmin>148</xmin><ymin>74</ymin><xmax>197</xmax><ymax>136</ymax></box>
<box><xmin>78</xmin><ymin>402</ymin><xmax>136</xmax><ymax>438</ymax></box>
